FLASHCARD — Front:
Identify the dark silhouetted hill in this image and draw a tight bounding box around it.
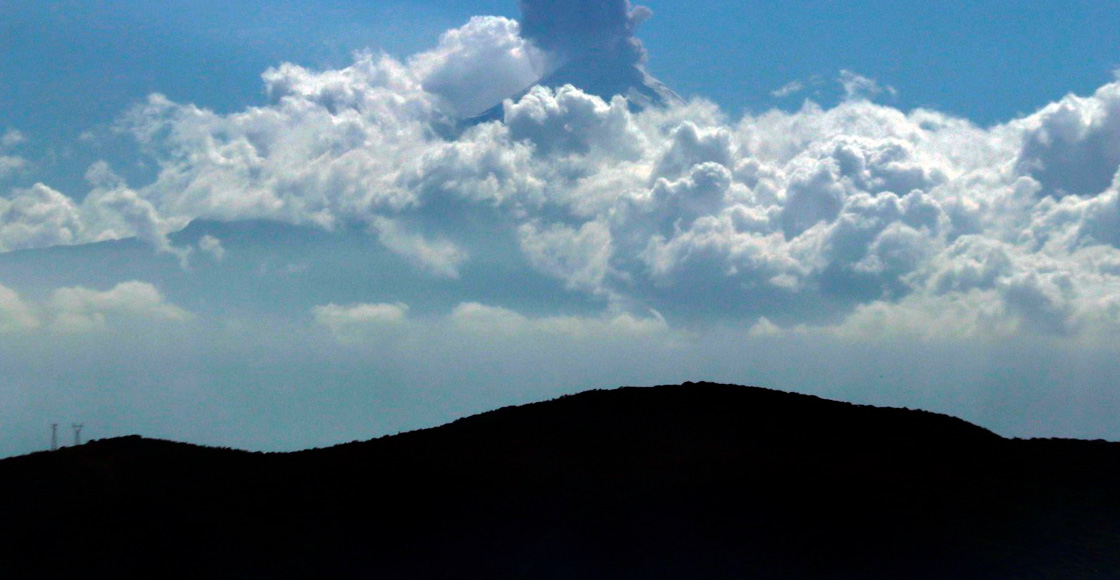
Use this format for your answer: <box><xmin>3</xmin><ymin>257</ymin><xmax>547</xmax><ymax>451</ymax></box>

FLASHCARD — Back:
<box><xmin>2</xmin><ymin>382</ymin><xmax>1120</xmax><ymax>578</ymax></box>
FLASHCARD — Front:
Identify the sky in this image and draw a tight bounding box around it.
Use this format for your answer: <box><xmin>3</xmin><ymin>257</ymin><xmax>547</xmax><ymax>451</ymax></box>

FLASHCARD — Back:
<box><xmin>2</xmin><ymin>0</ymin><xmax>1120</xmax><ymax>457</ymax></box>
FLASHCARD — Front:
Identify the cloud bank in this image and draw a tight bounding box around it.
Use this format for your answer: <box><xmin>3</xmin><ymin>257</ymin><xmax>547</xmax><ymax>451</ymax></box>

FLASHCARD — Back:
<box><xmin>0</xmin><ymin>281</ymin><xmax>189</xmax><ymax>334</ymax></box>
<box><xmin>2</xmin><ymin>14</ymin><xmax>1120</xmax><ymax>346</ymax></box>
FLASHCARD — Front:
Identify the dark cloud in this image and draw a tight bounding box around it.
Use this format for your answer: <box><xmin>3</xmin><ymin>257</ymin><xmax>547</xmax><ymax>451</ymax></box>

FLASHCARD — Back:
<box><xmin>518</xmin><ymin>0</ymin><xmax>652</xmax><ymax>65</ymax></box>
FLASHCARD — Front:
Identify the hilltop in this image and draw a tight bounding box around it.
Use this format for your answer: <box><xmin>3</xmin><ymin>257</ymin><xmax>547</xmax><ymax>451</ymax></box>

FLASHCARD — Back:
<box><xmin>2</xmin><ymin>382</ymin><xmax>1119</xmax><ymax>578</ymax></box>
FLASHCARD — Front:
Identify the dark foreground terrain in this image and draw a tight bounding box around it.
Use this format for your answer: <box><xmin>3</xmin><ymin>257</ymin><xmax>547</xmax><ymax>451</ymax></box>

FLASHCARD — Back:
<box><xmin>2</xmin><ymin>382</ymin><xmax>1120</xmax><ymax>578</ymax></box>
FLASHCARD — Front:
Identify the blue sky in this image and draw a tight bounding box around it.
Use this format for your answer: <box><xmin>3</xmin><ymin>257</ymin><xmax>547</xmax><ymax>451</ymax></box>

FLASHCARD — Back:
<box><xmin>5</xmin><ymin>1</ymin><xmax>1119</xmax><ymax>195</ymax></box>
<box><xmin>6</xmin><ymin>1</ymin><xmax>1119</xmax><ymax>134</ymax></box>
<box><xmin>2</xmin><ymin>1</ymin><xmax>1120</xmax><ymax>457</ymax></box>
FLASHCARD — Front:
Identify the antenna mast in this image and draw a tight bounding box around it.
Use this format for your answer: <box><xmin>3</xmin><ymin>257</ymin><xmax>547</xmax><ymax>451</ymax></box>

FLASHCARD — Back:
<box><xmin>51</xmin><ymin>424</ymin><xmax>58</xmax><ymax>451</ymax></box>
<box><xmin>72</xmin><ymin>423</ymin><xmax>83</xmax><ymax>447</ymax></box>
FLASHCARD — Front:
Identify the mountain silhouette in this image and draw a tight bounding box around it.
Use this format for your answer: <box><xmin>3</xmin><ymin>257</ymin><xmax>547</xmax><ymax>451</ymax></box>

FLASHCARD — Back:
<box><xmin>2</xmin><ymin>382</ymin><xmax>1119</xmax><ymax>578</ymax></box>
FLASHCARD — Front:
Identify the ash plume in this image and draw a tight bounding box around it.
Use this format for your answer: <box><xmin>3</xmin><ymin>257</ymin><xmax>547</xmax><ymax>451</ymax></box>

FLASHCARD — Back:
<box><xmin>517</xmin><ymin>0</ymin><xmax>652</xmax><ymax>65</ymax></box>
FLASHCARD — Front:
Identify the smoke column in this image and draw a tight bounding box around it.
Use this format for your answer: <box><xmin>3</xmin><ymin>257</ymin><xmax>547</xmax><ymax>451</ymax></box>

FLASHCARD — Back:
<box><xmin>518</xmin><ymin>0</ymin><xmax>652</xmax><ymax>65</ymax></box>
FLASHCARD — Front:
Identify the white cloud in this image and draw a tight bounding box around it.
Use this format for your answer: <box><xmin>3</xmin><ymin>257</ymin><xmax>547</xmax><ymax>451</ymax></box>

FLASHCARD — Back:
<box><xmin>449</xmin><ymin>302</ymin><xmax>668</xmax><ymax>340</ymax></box>
<box><xmin>81</xmin><ymin>161</ymin><xmax>192</xmax><ymax>266</ymax></box>
<box><xmin>838</xmin><ymin>70</ymin><xmax>897</xmax><ymax>102</ymax></box>
<box><xmin>770</xmin><ymin>76</ymin><xmax>827</xmax><ymax>100</ymax></box>
<box><xmin>4</xmin><ymin>16</ymin><xmax>1120</xmax><ymax>345</ymax></box>
<box><xmin>311</xmin><ymin>300</ymin><xmax>668</xmax><ymax>346</ymax></box>
<box><xmin>47</xmin><ymin>281</ymin><xmax>191</xmax><ymax>333</ymax></box>
<box><xmin>0</xmin><ymin>129</ymin><xmax>25</xmax><ymax>149</ymax></box>
<box><xmin>518</xmin><ymin>220</ymin><xmax>613</xmax><ymax>294</ymax></box>
<box><xmin>0</xmin><ymin>165</ymin><xmax>191</xmax><ymax>262</ymax></box>
<box><xmin>312</xmin><ymin>302</ymin><xmax>409</xmax><ymax>344</ymax></box>
<box><xmin>409</xmin><ymin>16</ymin><xmax>544</xmax><ymax>117</ymax></box>
<box><xmin>653</xmin><ymin>122</ymin><xmax>734</xmax><ymax>180</ymax></box>
<box><xmin>0</xmin><ymin>156</ymin><xmax>28</xmax><ymax>181</ymax></box>
<box><xmin>0</xmin><ymin>183</ymin><xmax>84</xmax><ymax>251</ymax></box>
<box><xmin>504</xmin><ymin>84</ymin><xmax>645</xmax><ymax>157</ymax></box>
<box><xmin>0</xmin><ymin>283</ymin><xmax>39</xmax><ymax>333</ymax></box>
<box><xmin>1013</xmin><ymin>81</ymin><xmax>1120</xmax><ymax>197</ymax></box>
<box><xmin>198</xmin><ymin>234</ymin><xmax>225</xmax><ymax>262</ymax></box>
<box><xmin>830</xmin><ymin>292</ymin><xmax>1012</xmax><ymax>341</ymax></box>
<box><xmin>370</xmin><ymin>217</ymin><xmax>467</xmax><ymax>278</ymax></box>
<box><xmin>0</xmin><ymin>281</ymin><xmax>189</xmax><ymax>334</ymax></box>
<box><xmin>771</xmin><ymin>80</ymin><xmax>805</xmax><ymax>98</ymax></box>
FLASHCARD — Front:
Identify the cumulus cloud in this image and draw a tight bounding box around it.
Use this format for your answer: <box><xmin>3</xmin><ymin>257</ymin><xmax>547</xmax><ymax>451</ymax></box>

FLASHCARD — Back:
<box><xmin>82</xmin><ymin>161</ymin><xmax>193</xmax><ymax>266</ymax></box>
<box><xmin>0</xmin><ymin>183</ymin><xmax>84</xmax><ymax>251</ymax></box>
<box><xmin>0</xmin><ymin>281</ymin><xmax>189</xmax><ymax>334</ymax></box>
<box><xmin>1013</xmin><ymin>81</ymin><xmax>1120</xmax><ymax>197</ymax></box>
<box><xmin>518</xmin><ymin>0</ymin><xmax>652</xmax><ymax>66</ymax></box>
<box><xmin>0</xmin><ymin>166</ymin><xmax>190</xmax><ymax>262</ymax></box>
<box><xmin>5</xmin><ymin>14</ymin><xmax>1120</xmax><ymax>344</ymax></box>
<box><xmin>409</xmin><ymin>16</ymin><xmax>544</xmax><ymax>117</ymax></box>
<box><xmin>504</xmin><ymin>84</ymin><xmax>645</xmax><ymax>157</ymax></box>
